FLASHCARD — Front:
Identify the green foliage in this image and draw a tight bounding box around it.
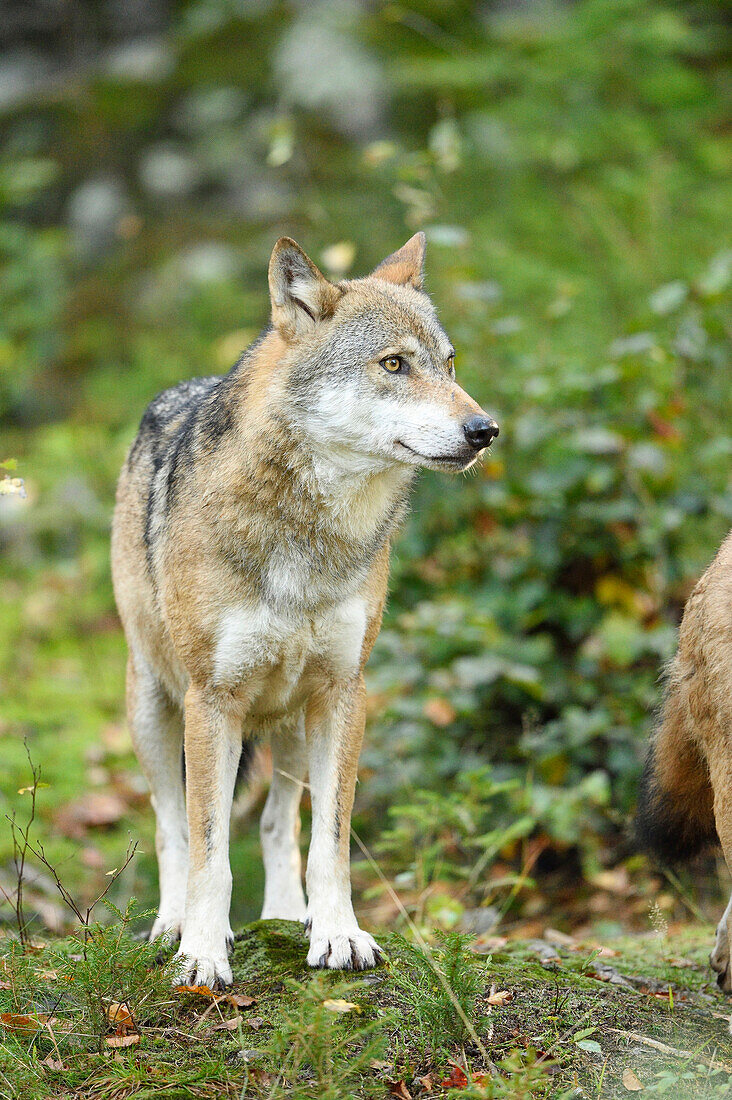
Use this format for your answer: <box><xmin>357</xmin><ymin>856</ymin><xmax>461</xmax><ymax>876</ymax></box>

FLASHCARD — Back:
<box><xmin>265</xmin><ymin>975</ymin><xmax>387</xmax><ymax>1100</ymax></box>
<box><xmin>647</xmin><ymin>1068</ymin><xmax>732</xmax><ymax>1096</ymax></box>
<box><xmin>442</xmin><ymin>1051</ymin><xmax>561</xmax><ymax>1100</ymax></box>
<box><xmin>365</xmin><ymin>769</ymin><xmax>533</xmax><ymax>923</ymax></box>
<box><xmin>364</xmin><ymin>254</ymin><xmax>731</xmax><ymax>868</ymax></box>
<box><xmin>0</xmin><ymin>901</ymin><xmax>173</xmax><ymax>1055</ymax></box>
<box><xmin>387</xmin><ymin>932</ymin><xmax>486</xmax><ymax>1057</ymax></box>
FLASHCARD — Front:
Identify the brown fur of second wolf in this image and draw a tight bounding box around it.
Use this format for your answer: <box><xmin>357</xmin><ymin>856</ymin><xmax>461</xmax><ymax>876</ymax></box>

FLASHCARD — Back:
<box><xmin>636</xmin><ymin>529</ymin><xmax>732</xmax><ymax>988</ymax></box>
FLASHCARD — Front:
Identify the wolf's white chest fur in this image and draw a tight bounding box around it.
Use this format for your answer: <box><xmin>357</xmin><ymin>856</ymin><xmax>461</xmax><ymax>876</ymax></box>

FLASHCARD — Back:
<box><xmin>213</xmin><ymin>594</ymin><xmax>368</xmax><ymax>723</ymax></box>
<box><xmin>212</xmin><ymin>461</ymin><xmax>408</xmax><ymax>722</ymax></box>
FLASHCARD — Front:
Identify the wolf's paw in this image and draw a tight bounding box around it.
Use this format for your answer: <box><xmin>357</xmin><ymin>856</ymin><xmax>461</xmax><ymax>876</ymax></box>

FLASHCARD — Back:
<box><xmin>173</xmin><ymin>948</ymin><xmax>233</xmax><ymax>990</ymax></box>
<box><xmin>306</xmin><ymin>928</ymin><xmax>383</xmax><ymax>971</ymax></box>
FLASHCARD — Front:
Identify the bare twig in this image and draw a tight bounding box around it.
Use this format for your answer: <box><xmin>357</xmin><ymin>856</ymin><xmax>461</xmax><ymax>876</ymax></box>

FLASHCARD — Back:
<box><xmin>609</xmin><ymin>1028</ymin><xmax>732</xmax><ymax>1073</ymax></box>
<box><xmin>30</xmin><ymin>839</ymin><xmax>138</xmax><ymax>952</ymax></box>
<box><xmin>2</xmin><ymin>742</ymin><xmax>43</xmax><ymax>948</ymax></box>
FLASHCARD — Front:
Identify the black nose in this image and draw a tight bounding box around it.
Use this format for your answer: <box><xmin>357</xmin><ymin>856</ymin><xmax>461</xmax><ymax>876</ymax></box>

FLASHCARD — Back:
<box><xmin>463</xmin><ymin>415</ymin><xmax>499</xmax><ymax>451</ymax></box>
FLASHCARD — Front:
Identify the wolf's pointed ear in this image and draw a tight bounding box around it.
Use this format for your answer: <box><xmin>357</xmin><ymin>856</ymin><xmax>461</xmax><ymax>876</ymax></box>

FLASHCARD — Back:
<box><xmin>371</xmin><ymin>232</ymin><xmax>426</xmax><ymax>290</ymax></box>
<box><xmin>268</xmin><ymin>238</ymin><xmax>341</xmax><ymax>339</ymax></box>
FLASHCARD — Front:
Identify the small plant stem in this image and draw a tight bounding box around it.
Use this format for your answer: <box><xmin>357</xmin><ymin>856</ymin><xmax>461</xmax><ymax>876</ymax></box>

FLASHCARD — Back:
<box><xmin>2</xmin><ymin>742</ymin><xmax>44</xmax><ymax>948</ymax></box>
<box><xmin>659</xmin><ymin>865</ymin><xmax>709</xmax><ymax>923</ymax></box>
<box><xmin>30</xmin><ymin>838</ymin><xmax>138</xmax><ymax>956</ymax></box>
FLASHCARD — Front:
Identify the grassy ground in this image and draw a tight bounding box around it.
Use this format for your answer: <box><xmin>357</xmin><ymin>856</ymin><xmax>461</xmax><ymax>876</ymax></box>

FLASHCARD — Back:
<box><xmin>1</xmin><ymin>917</ymin><xmax>732</xmax><ymax>1099</ymax></box>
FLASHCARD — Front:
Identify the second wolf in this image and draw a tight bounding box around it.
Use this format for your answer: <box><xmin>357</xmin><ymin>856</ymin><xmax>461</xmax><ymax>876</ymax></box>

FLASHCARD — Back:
<box><xmin>111</xmin><ymin>233</ymin><xmax>498</xmax><ymax>987</ymax></box>
<box><xmin>637</xmin><ymin>530</ymin><xmax>732</xmax><ymax>989</ymax></box>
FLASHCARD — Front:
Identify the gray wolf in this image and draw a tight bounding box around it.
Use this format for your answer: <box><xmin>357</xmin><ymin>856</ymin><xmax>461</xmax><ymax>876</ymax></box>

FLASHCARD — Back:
<box><xmin>111</xmin><ymin>233</ymin><xmax>499</xmax><ymax>987</ymax></box>
<box><xmin>636</xmin><ymin>529</ymin><xmax>732</xmax><ymax>989</ymax></box>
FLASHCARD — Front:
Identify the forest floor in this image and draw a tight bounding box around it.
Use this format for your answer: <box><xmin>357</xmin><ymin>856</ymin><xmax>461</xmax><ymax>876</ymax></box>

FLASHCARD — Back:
<box><xmin>1</xmin><ymin>917</ymin><xmax>732</xmax><ymax>1099</ymax></box>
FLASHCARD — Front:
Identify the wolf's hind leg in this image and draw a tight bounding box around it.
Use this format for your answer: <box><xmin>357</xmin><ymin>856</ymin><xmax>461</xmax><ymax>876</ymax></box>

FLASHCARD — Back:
<box><xmin>126</xmin><ymin>656</ymin><xmax>188</xmax><ymax>943</ymax></box>
<box><xmin>260</xmin><ymin>716</ymin><xmax>307</xmax><ymax>921</ymax></box>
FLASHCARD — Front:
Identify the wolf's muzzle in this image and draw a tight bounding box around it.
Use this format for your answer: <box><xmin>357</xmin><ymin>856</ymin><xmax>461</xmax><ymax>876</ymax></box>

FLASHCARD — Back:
<box><xmin>463</xmin><ymin>415</ymin><xmax>499</xmax><ymax>450</ymax></box>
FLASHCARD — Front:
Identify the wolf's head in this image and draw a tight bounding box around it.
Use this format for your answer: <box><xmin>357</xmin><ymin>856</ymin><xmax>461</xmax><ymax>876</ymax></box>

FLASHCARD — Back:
<box><xmin>268</xmin><ymin>234</ymin><xmax>498</xmax><ymax>474</ymax></box>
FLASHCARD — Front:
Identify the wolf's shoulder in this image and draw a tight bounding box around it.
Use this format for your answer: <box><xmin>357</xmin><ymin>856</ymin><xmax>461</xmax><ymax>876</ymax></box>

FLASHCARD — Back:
<box><xmin>137</xmin><ymin>375</ymin><xmax>221</xmax><ymax>440</ymax></box>
<box><xmin>127</xmin><ymin>375</ymin><xmax>221</xmax><ymax>467</ymax></box>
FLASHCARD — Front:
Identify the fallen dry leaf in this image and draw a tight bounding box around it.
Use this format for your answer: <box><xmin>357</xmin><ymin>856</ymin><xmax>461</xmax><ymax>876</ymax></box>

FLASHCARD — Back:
<box><xmin>245</xmin><ymin>1066</ymin><xmax>272</xmax><ymax>1087</ymax></box>
<box><xmin>622</xmin><ymin>1067</ymin><xmax>643</xmax><ymax>1091</ymax></box>
<box><xmin>106</xmin><ymin>1033</ymin><xmax>140</xmax><ymax>1048</ymax></box>
<box><xmin>440</xmin><ymin>1062</ymin><xmax>468</xmax><ymax>1089</ymax></box>
<box><xmin>226</xmin><ymin>992</ymin><xmax>256</xmax><ymax>1009</ymax></box>
<box><xmin>175</xmin><ymin>985</ymin><xmax>256</xmax><ymax>1009</ymax></box>
<box><xmin>388</xmin><ymin>1082</ymin><xmax>412</xmax><ymax>1099</ymax></box>
<box><xmin>323</xmin><ymin>998</ymin><xmax>360</xmax><ymax>1014</ymax></box>
<box><xmin>416</xmin><ymin>1073</ymin><xmax>434</xmax><ymax>1092</ymax></box>
<box><xmin>107</xmin><ymin>1001</ymin><xmax>135</xmax><ymax>1034</ymax></box>
<box><xmin>640</xmin><ymin>987</ymin><xmax>673</xmax><ymax>1001</ymax></box>
<box><xmin>212</xmin><ymin>1018</ymin><xmax>241</xmax><ymax>1031</ymax></box>
<box><xmin>486</xmin><ymin>989</ymin><xmax>512</xmax><ymax>1006</ymax></box>
<box><xmin>41</xmin><ymin>1055</ymin><xmax>68</xmax><ymax>1072</ymax></box>
<box><xmin>587</xmin><ymin>965</ymin><xmax>632</xmax><ymax>987</ymax></box>
<box><xmin>0</xmin><ymin>1013</ymin><xmax>45</xmax><ymax>1034</ymax></box>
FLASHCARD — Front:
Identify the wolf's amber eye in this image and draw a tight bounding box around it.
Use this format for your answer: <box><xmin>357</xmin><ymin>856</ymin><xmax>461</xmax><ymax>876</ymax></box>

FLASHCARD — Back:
<box><xmin>447</xmin><ymin>353</ymin><xmax>455</xmax><ymax>377</ymax></box>
<box><xmin>381</xmin><ymin>355</ymin><xmax>403</xmax><ymax>374</ymax></box>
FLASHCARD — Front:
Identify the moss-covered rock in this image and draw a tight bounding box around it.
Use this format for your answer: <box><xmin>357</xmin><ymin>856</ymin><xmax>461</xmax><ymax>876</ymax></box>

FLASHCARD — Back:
<box><xmin>232</xmin><ymin>918</ymin><xmax>310</xmax><ymax>990</ymax></box>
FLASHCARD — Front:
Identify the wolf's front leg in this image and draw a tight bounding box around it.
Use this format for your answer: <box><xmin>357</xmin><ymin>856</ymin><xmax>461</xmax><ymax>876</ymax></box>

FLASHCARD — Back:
<box><xmin>304</xmin><ymin>675</ymin><xmax>382</xmax><ymax>970</ymax></box>
<box><xmin>175</xmin><ymin>685</ymin><xmax>242</xmax><ymax>988</ymax></box>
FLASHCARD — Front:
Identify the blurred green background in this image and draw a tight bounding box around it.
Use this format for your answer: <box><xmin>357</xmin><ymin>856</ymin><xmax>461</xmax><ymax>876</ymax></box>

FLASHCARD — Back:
<box><xmin>0</xmin><ymin>0</ymin><xmax>730</xmax><ymax>938</ymax></box>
